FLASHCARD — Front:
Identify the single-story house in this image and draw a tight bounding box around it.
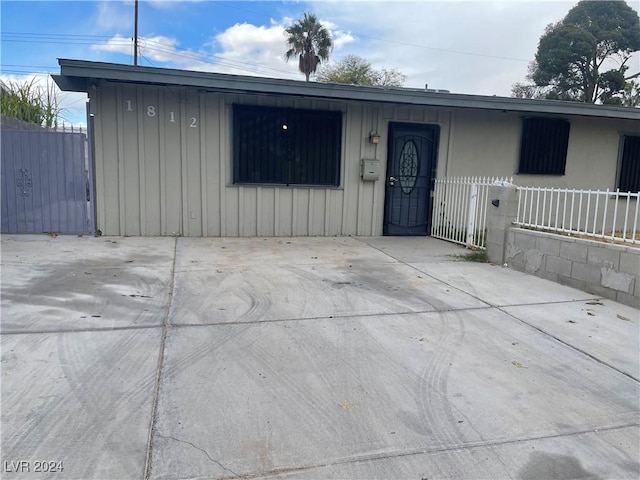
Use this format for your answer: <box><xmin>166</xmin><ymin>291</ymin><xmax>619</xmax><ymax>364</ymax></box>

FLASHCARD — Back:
<box><xmin>53</xmin><ymin>59</ymin><xmax>640</xmax><ymax>237</ymax></box>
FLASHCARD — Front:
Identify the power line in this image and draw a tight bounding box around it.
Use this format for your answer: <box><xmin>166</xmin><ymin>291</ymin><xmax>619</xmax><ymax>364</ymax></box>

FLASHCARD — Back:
<box><xmin>0</xmin><ymin>68</ymin><xmax>56</xmax><ymax>75</ymax></box>
<box><xmin>1</xmin><ymin>32</ymin><xmax>114</xmax><ymax>39</ymax></box>
<box><xmin>2</xmin><ymin>31</ymin><xmax>300</xmax><ymax>79</ymax></box>
<box><xmin>138</xmin><ymin>52</ymin><xmax>155</xmax><ymax>67</ymax></box>
<box><xmin>211</xmin><ymin>3</ymin><xmax>532</xmax><ymax>63</ymax></box>
<box><xmin>352</xmin><ymin>33</ymin><xmax>529</xmax><ymax>63</ymax></box>
<box><xmin>2</xmin><ymin>29</ymin><xmax>530</xmax><ymax>63</ymax></box>
<box><xmin>2</xmin><ymin>64</ymin><xmax>57</xmax><ymax>70</ymax></box>
<box><xmin>140</xmin><ymin>38</ymin><xmax>299</xmax><ymax>78</ymax></box>
<box><xmin>2</xmin><ymin>39</ymin><xmax>108</xmax><ymax>45</ymax></box>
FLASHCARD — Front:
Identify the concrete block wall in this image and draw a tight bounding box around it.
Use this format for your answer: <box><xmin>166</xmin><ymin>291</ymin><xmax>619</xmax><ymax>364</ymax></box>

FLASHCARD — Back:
<box><xmin>485</xmin><ymin>185</ymin><xmax>640</xmax><ymax>309</ymax></box>
<box><xmin>485</xmin><ymin>185</ymin><xmax>519</xmax><ymax>266</ymax></box>
<box><xmin>505</xmin><ymin>228</ymin><xmax>640</xmax><ymax>308</ymax></box>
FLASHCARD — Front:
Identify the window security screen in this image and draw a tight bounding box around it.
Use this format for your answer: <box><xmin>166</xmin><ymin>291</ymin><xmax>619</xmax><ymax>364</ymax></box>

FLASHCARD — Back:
<box><xmin>233</xmin><ymin>105</ymin><xmax>342</xmax><ymax>186</ymax></box>
<box><xmin>518</xmin><ymin>117</ymin><xmax>570</xmax><ymax>175</ymax></box>
<box><xmin>618</xmin><ymin>135</ymin><xmax>640</xmax><ymax>192</ymax></box>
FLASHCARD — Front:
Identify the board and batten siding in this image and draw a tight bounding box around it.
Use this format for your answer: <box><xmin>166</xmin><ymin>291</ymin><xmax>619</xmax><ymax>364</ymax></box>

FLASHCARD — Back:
<box><xmin>90</xmin><ymin>83</ymin><xmax>451</xmax><ymax>237</ymax></box>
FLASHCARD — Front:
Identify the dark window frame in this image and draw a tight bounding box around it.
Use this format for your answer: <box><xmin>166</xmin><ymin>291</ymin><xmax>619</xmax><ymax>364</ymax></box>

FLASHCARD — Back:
<box><xmin>518</xmin><ymin>117</ymin><xmax>571</xmax><ymax>175</ymax></box>
<box><xmin>232</xmin><ymin>104</ymin><xmax>343</xmax><ymax>187</ymax></box>
<box><xmin>616</xmin><ymin>134</ymin><xmax>640</xmax><ymax>193</ymax></box>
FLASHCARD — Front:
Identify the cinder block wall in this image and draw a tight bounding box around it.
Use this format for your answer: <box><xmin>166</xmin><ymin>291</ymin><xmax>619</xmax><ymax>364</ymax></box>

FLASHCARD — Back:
<box><xmin>486</xmin><ymin>185</ymin><xmax>519</xmax><ymax>265</ymax></box>
<box><xmin>505</xmin><ymin>228</ymin><xmax>640</xmax><ymax>308</ymax></box>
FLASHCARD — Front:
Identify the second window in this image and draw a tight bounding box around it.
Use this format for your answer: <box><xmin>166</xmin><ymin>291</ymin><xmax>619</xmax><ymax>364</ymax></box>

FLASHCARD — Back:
<box><xmin>518</xmin><ymin>117</ymin><xmax>570</xmax><ymax>175</ymax></box>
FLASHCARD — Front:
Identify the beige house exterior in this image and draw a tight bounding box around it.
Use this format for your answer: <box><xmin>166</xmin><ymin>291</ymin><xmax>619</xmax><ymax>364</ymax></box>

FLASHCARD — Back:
<box><xmin>54</xmin><ymin>59</ymin><xmax>640</xmax><ymax>237</ymax></box>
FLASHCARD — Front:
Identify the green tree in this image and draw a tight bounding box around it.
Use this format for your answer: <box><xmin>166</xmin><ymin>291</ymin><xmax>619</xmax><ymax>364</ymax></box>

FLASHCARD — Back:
<box><xmin>511</xmin><ymin>61</ymin><xmax>550</xmax><ymax>99</ymax></box>
<box><xmin>0</xmin><ymin>78</ymin><xmax>61</xmax><ymax>127</ymax></box>
<box><xmin>526</xmin><ymin>1</ymin><xmax>640</xmax><ymax>103</ymax></box>
<box><xmin>284</xmin><ymin>13</ymin><xmax>332</xmax><ymax>82</ymax></box>
<box><xmin>317</xmin><ymin>54</ymin><xmax>406</xmax><ymax>87</ymax></box>
<box><xmin>376</xmin><ymin>67</ymin><xmax>407</xmax><ymax>87</ymax></box>
<box><xmin>621</xmin><ymin>79</ymin><xmax>640</xmax><ymax>107</ymax></box>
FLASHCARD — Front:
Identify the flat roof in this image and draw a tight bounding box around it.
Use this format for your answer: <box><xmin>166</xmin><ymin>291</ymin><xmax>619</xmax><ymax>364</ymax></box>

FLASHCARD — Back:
<box><xmin>54</xmin><ymin>59</ymin><xmax>640</xmax><ymax>121</ymax></box>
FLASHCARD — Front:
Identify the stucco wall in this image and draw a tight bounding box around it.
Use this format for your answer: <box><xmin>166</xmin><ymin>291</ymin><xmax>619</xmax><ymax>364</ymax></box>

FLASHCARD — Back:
<box><xmin>444</xmin><ymin>110</ymin><xmax>639</xmax><ymax>189</ymax></box>
<box><xmin>444</xmin><ymin>109</ymin><xmax>520</xmax><ymax>178</ymax></box>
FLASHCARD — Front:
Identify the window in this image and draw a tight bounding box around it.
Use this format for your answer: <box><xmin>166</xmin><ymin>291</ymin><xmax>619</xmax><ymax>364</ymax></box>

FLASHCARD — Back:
<box><xmin>233</xmin><ymin>105</ymin><xmax>342</xmax><ymax>186</ymax></box>
<box><xmin>617</xmin><ymin>135</ymin><xmax>640</xmax><ymax>192</ymax></box>
<box><xmin>518</xmin><ymin>117</ymin><xmax>570</xmax><ymax>175</ymax></box>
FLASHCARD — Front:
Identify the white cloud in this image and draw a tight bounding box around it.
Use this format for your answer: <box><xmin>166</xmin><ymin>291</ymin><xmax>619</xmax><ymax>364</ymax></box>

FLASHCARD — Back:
<box><xmin>91</xmin><ymin>34</ymin><xmax>202</xmax><ymax>65</ymax></box>
<box><xmin>210</xmin><ymin>22</ymin><xmax>299</xmax><ymax>77</ymax></box>
<box><xmin>139</xmin><ymin>36</ymin><xmax>191</xmax><ymax>64</ymax></box>
<box><xmin>85</xmin><ymin>1</ymin><xmax>635</xmax><ymax>97</ymax></box>
<box><xmin>332</xmin><ymin>31</ymin><xmax>356</xmax><ymax>50</ymax></box>
<box><xmin>310</xmin><ymin>0</ymin><xmax>579</xmax><ymax>95</ymax></box>
<box><xmin>93</xmin><ymin>1</ymin><xmax>132</xmax><ymax>33</ymax></box>
<box><xmin>215</xmin><ymin>22</ymin><xmax>287</xmax><ymax>58</ymax></box>
<box><xmin>316</xmin><ymin>19</ymin><xmax>355</xmax><ymax>50</ymax></box>
<box><xmin>90</xmin><ymin>29</ymin><xmax>298</xmax><ymax>79</ymax></box>
<box><xmin>187</xmin><ymin>4</ymin><xmax>566</xmax><ymax>92</ymax></box>
<box><xmin>204</xmin><ymin>18</ymin><xmax>354</xmax><ymax>80</ymax></box>
<box><xmin>91</xmin><ymin>34</ymin><xmax>134</xmax><ymax>56</ymax></box>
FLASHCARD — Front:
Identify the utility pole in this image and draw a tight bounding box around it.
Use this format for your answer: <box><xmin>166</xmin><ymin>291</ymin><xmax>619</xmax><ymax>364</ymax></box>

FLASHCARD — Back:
<box><xmin>133</xmin><ymin>0</ymin><xmax>139</xmax><ymax>66</ymax></box>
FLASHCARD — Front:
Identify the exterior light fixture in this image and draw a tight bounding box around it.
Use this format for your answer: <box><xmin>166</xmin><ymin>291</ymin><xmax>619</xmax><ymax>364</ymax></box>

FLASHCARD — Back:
<box><xmin>282</xmin><ymin>124</ymin><xmax>288</xmax><ymax>130</ymax></box>
<box><xmin>369</xmin><ymin>132</ymin><xmax>380</xmax><ymax>144</ymax></box>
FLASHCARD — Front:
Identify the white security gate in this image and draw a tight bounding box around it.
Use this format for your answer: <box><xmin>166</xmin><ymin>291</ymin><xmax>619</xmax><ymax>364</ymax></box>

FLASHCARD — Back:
<box><xmin>431</xmin><ymin>176</ymin><xmax>512</xmax><ymax>249</ymax></box>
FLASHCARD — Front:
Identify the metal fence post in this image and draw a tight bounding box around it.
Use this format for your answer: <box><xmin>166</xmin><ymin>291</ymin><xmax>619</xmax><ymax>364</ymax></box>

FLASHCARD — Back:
<box><xmin>466</xmin><ymin>183</ymin><xmax>478</xmax><ymax>247</ymax></box>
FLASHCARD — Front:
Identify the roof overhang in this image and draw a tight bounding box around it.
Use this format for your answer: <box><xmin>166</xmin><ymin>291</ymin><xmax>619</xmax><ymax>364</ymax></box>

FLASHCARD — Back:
<box><xmin>54</xmin><ymin>59</ymin><xmax>640</xmax><ymax>121</ymax></box>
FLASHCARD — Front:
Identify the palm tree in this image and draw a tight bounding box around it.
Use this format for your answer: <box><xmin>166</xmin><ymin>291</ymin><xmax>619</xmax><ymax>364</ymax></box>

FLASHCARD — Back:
<box><xmin>284</xmin><ymin>13</ymin><xmax>333</xmax><ymax>82</ymax></box>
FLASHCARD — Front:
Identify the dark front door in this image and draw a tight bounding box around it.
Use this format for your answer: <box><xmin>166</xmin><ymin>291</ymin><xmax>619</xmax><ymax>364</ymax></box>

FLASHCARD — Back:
<box><xmin>384</xmin><ymin>123</ymin><xmax>439</xmax><ymax>235</ymax></box>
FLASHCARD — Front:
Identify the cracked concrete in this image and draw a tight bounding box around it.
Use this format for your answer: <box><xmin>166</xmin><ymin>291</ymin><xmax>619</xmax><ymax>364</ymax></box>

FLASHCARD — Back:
<box><xmin>1</xmin><ymin>235</ymin><xmax>638</xmax><ymax>480</ymax></box>
<box><xmin>155</xmin><ymin>435</ymin><xmax>241</xmax><ymax>478</ymax></box>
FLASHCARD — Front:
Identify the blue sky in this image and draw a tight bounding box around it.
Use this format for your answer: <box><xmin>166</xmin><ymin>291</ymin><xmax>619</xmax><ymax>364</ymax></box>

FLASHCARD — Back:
<box><xmin>2</xmin><ymin>1</ymin><xmax>638</xmax><ymax>125</ymax></box>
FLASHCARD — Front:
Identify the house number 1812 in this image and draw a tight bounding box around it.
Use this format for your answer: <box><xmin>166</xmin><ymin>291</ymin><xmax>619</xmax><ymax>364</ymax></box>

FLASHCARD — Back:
<box><xmin>125</xmin><ymin>101</ymin><xmax>198</xmax><ymax>127</ymax></box>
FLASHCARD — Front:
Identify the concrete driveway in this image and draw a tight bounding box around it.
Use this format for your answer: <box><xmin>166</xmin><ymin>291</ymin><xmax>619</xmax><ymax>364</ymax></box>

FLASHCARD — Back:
<box><xmin>1</xmin><ymin>235</ymin><xmax>638</xmax><ymax>480</ymax></box>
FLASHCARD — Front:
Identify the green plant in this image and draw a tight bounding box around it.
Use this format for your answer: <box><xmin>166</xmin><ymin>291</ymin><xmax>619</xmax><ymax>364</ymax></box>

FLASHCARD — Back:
<box><xmin>516</xmin><ymin>1</ymin><xmax>640</xmax><ymax>103</ymax></box>
<box><xmin>0</xmin><ymin>77</ymin><xmax>61</xmax><ymax>128</ymax></box>
<box><xmin>458</xmin><ymin>250</ymin><xmax>488</xmax><ymax>263</ymax></box>
<box><xmin>317</xmin><ymin>54</ymin><xmax>406</xmax><ymax>86</ymax></box>
<box><xmin>284</xmin><ymin>13</ymin><xmax>333</xmax><ymax>81</ymax></box>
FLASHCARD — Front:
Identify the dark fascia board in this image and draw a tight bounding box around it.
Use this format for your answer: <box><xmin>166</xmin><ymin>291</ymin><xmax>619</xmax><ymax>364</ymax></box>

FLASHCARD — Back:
<box><xmin>51</xmin><ymin>74</ymin><xmax>87</xmax><ymax>92</ymax></box>
<box><xmin>55</xmin><ymin>59</ymin><xmax>640</xmax><ymax>121</ymax></box>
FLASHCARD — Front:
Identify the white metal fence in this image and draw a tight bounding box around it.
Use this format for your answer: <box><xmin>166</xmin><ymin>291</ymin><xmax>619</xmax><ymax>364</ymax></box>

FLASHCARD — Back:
<box><xmin>514</xmin><ymin>187</ymin><xmax>640</xmax><ymax>245</ymax></box>
<box><xmin>431</xmin><ymin>176</ymin><xmax>512</xmax><ymax>249</ymax></box>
